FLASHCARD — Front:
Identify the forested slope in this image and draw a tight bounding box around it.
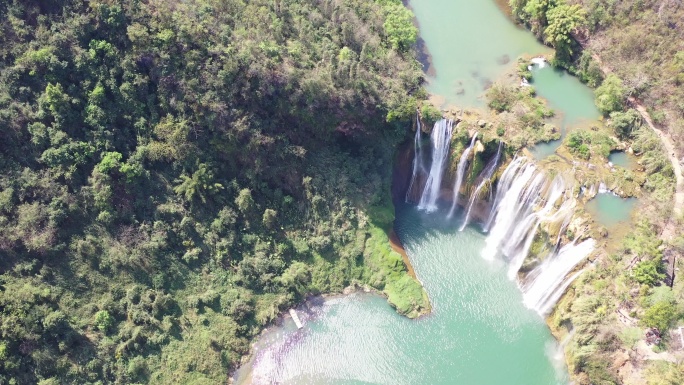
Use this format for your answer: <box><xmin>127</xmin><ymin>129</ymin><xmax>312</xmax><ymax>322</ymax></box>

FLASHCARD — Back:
<box><xmin>0</xmin><ymin>0</ymin><xmax>428</xmax><ymax>383</ymax></box>
<box><xmin>571</xmin><ymin>0</ymin><xmax>684</xmax><ymax>149</ymax></box>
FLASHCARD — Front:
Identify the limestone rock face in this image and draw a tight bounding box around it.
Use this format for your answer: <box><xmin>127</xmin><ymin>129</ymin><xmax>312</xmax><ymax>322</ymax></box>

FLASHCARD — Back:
<box><xmin>477</xmin><ymin>119</ymin><xmax>487</xmax><ymax>128</ymax></box>
<box><xmin>475</xmin><ymin>140</ymin><xmax>485</xmax><ymax>154</ymax></box>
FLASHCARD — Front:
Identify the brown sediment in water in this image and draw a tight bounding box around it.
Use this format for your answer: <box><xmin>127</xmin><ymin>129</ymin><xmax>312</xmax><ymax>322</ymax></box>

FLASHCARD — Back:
<box><xmin>389</xmin><ymin>228</ymin><xmax>417</xmax><ymax>279</ymax></box>
<box><xmin>416</xmin><ymin>35</ymin><xmax>436</xmax><ymax>78</ymax></box>
<box><xmin>493</xmin><ymin>0</ymin><xmax>513</xmax><ymax>16</ymax></box>
<box><xmin>404</xmin><ymin>0</ymin><xmax>436</xmax><ymax>78</ymax></box>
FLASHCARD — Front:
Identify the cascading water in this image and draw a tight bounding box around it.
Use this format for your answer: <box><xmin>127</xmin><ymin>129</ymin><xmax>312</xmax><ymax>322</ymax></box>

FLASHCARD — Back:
<box><xmin>406</xmin><ymin>137</ymin><xmax>594</xmax><ymax>316</ymax></box>
<box><xmin>598</xmin><ymin>182</ymin><xmax>609</xmax><ymax>194</ymax></box>
<box><xmin>447</xmin><ymin>134</ymin><xmax>478</xmax><ymax>218</ymax></box>
<box><xmin>417</xmin><ymin>119</ymin><xmax>454</xmax><ymax>212</ymax></box>
<box><xmin>587</xmin><ymin>183</ymin><xmax>596</xmax><ymax>198</ymax></box>
<box><xmin>480</xmin><ymin>156</ymin><xmax>594</xmax><ymax>315</ymax></box>
<box><xmin>406</xmin><ymin>114</ymin><xmax>426</xmax><ymax>202</ymax></box>
<box><xmin>522</xmin><ymin>239</ymin><xmax>596</xmax><ymax>315</ymax></box>
<box><xmin>481</xmin><ymin>157</ymin><xmax>542</xmax><ymax>261</ymax></box>
<box><xmin>504</xmin><ymin>176</ymin><xmax>566</xmax><ymax>280</ymax></box>
<box><xmin>459</xmin><ymin>141</ymin><xmax>502</xmax><ymax>231</ymax></box>
<box><xmin>483</xmin><ymin>156</ymin><xmax>526</xmax><ymax>232</ymax></box>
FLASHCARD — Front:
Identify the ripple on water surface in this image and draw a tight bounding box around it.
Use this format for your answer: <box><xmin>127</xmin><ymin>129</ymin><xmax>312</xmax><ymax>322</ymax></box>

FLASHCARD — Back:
<box><xmin>236</xmin><ymin>203</ymin><xmax>569</xmax><ymax>385</ymax></box>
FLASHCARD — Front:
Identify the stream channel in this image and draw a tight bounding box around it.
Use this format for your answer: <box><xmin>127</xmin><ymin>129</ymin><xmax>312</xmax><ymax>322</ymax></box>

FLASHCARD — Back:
<box><xmin>234</xmin><ymin>1</ymin><xmax>621</xmax><ymax>383</ymax></box>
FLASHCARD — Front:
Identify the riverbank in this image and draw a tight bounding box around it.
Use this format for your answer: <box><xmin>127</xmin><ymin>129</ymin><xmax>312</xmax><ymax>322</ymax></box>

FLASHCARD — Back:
<box><xmin>234</xmin><ymin>199</ymin><xmax>570</xmax><ymax>384</ymax></box>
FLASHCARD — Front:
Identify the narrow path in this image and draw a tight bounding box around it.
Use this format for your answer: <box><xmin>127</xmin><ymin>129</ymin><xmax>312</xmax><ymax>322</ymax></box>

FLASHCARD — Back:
<box><xmin>627</xmin><ymin>98</ymin><xmax>684</xmax><ymax>228</ymax></box>
<box><xmin>629</xmin><ymin>103</ymin><xmax>684</xmax><ymax>239</ymax></box>
<box><xmin>591</xmin><ymin>54</ymin><xmax>684</xmax><ymax>237</ymax></box>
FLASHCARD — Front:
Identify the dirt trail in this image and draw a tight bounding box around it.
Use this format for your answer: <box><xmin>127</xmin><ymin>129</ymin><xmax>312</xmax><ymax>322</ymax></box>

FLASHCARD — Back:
<box><xmin>628</xmin><ymin>98</ymin><xmax>684</xmax><ymax>237</ymax></box>
<box><xmin>591</xmin><ymin>54</ymin><xmax>683</xmax><ymax>237</ymax></box>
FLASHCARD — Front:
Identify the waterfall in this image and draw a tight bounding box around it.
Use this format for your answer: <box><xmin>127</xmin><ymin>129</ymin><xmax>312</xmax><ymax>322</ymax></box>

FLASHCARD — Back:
<box><xmin>447</xmin><ymin>133</ymin><xmax>478</xmax><ymax>218</ymax></box>
<box><xmin>483</xmin><ymin>160</ymin><xmax>572</xmax><ymax>278</ymax></box>
<box><xmin>480</xmin><ymin>155</ymin><xmax>593</xmax><ymax>315</ymax></box>
<box><xmin>483</xmin><ymin>156</ymin><xmax>525</xmax><ymax>232</ymax></box>
<box><xmin>521</xmin><ymin>239</ymin><xmax>595</xmax><ymax>315</ymax></box>
<box><xmin>596</xmin><ymin>181</ymin><xmax>618</xmax><ymax>196</ymax></box>
<box><xmin>417</xmin><ymin>119</ymin><xmax>454</xmax><ymax>212</ymax></box>
<box><xmin>598</xmin><ymin>182</ymin><xmax>608</xmax><ymax>194</ymax></box>
<box><xmin>553</xmin><ymin>208</ymin><xmax>574</xmax><ymax>250</ymax></box>
<box><xmin>459</xmin><ymin>141</ymin><xmax>502</xmax><ymax>231</ymax></box>
<box><xmin>504</xmin><ymin>176</ymin><xmax>568</xmax><ymax>280</ymax></box>
<box><xmin>406</xmin><ymin>114</ymin><xmax>425</xmax><ymax>202</ymax></box>
<box><xmin>587</xmin><ymin>183</ymin><xmax>596</xmax><ymax>198</ymax></box>
<box><xmin>481</xmin><ymin>157</ymin><xmax>541</xmax><ymax>261</ymax></box>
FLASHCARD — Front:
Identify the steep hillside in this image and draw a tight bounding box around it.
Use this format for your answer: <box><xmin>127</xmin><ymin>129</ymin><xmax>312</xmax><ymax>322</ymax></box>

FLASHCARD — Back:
<box><xmin>0</xmin><ymin>0</ymin><xmax>429</xmax><ymax>383</ymax></box>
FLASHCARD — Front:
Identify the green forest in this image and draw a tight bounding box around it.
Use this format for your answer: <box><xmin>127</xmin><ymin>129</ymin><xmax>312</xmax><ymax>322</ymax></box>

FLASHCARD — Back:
<box><xmin>0</xmin><ymin>0</ymin><xmax>429</xmax><ymax>383</ymax></box>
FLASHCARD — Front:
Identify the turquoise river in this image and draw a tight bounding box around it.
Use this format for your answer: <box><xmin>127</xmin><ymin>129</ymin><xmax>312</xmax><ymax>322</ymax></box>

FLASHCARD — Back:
<box><xmin>234</xmin><ymin>204</ymin><xmax>568</xmax><ymax>384</ymax></box>
<box><xmin>234</xmin><ymin>0</ymin><xmax>612</xmax><ymax>383</ymax></box>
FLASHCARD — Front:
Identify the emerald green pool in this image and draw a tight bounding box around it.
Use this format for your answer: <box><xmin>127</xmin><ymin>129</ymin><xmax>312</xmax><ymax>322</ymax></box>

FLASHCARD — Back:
<box><xmin>608</xmin><ymin>151</ymin><xmax>638</xmax><ymax>170</ymax></box>
<box><xmin>411</xmin><ymin>0</ymin><xmax>550</xmax><ymax>107</ymax></box>
<box><xmin>411</xmin><ymin>0</ymin><xmax>600</xmax><ymax>161</ymax></box>
<box><xmin>234</xmin><ymin>204</ymin><xmax>567</xmax><ymax>384</ymax></box>
<box><xmin>586</xmin><ymin>193</ymin><xmax>638</xmax><ymax>227</ymax></box>
<box><xmin>529</xmin><ymin>63</ymin><xmax>601</xmax><ymax>159</ymax></box>
<box><xmin>530</xmin><ymin>63</ymin><xmax>600</xmax><ymax>127</ymax></box>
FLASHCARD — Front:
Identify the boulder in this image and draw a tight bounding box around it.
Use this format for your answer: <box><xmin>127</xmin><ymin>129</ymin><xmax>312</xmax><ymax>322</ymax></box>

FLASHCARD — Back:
<box><xmin>474</xmin><ymin>140</ymin><xmax>485</xmax><ymax>154</ymax></box>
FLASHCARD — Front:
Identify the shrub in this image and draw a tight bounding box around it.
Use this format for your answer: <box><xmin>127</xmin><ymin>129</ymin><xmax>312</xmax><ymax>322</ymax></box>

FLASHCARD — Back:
<box><xmin>94</xmin><ymin>310</ymin><xmax>114</xmax><ymax>333</ymax></box>
<box><xmin>576</xmin><ymin>51</ymin><xmax>604</xmax><ymax>87</ymax></box>
<box><xmin>595</xmin><ymin>74</ymin><xmax>626</xmax><ymax>115</ymax></box>
<box><xmin>633</xmin><ymin>260</ymin><xmax>665</xmax><ymax>286</ymax></box>
<box><xmin>486</xmin><ymin>83</ymin><xmax>517</xmax><ymax>112</ymax></box>
<box><xmin>609</xmin><ymin>109</ymin><xmax>642</xmax><ymax>139</ymax></box>
<box><xmin>640</xmin><ymin>300</ymin><xmax>680</xmax><ymax>331</ymax></box>
<box><xmin>420</xmin><ymin>103</ymin><xmax>442</xmax><ymax>125</ymax></box>
<box><xmin>262</xmin><ymin>209</ymin><xmax>277</xmax><ymax>229</ymax></box>
<box><xmin>544</xmin><ymin>4</ymin><xmax>586</xmax><ymax>60</ymax></box>
<box><xmin>383</xmin><ymin>4</ymin><xmax>418</xmax><ymax>51</ymax></box>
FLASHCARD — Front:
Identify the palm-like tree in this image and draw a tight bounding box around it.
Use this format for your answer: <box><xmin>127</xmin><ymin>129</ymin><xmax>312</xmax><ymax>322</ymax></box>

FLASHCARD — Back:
<box><xmin>174</xmin><ymin>163</ymin><xmax>223</xmax><ymax>203</ymax></box>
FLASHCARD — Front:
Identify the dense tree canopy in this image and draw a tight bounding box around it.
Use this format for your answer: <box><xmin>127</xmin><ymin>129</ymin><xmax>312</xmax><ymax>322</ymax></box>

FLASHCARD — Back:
<box><xmin>510</xmin><ymin>0</ymin><xmax>585</xmax><ymax>64</ymax></box>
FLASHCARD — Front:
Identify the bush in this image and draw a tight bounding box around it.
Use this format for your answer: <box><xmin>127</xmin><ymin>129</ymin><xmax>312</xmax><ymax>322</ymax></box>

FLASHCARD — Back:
<box><xmin>576</xmin><ymin>51</ymin><xmax>604</xmax><ymax>87</ymax></box>
<box><xmin>383</xmin><ymin>4</ymin><xmax>418</xmax><ymax>51</ymax></box>
<box><xmin>262</xmin><ymin>209</ymin><xmax>277</xmax><ymax>229</ymax></box>
<box><xmin>421</xmin><ymin>104</ymin><xmax>442</xmax><ymax>124</ymax></box>
<box><xmin>609</xmin><ymin>109</ymin><xmax>642</xmax><ymax>139</ymax></box>
<box><xmin>618</xmin><ymin>327</ymin><xmax>642</xmax><ymax>349</ymax></box>
<box><xmin>640</xmin><ymin>300</ymin><xmax>680</xmax><ymax>331</ymax></box>
<box><xmin>567</xmin><ymin>131</ymin><xmax>591</xmax><ymax>159</ymax></box>
<box><xmin>645</xmin><ymin>361</ymin><xmax>684</xmax><ymax>385</ymax></box>
<box><xmin>544</xmin><ymin>4</ymin><xmax>586</xmax><ymax>61</ymax></box>
<box><xmin>94</xmin><ymin>310</ymin><xmax>114</xmax><ymax>333</ymax></box>
<box><xmin>633</xmin><ymin>260</ymin><xmax>665</xmax><ymax>286</ymax></box>
<box><xmin>486</xmin><ymin>83</ymin><xmax>517</xmax><ymax>112</ymax></box>
<box><xmin>595</xmin><ymin>74</ymin><xmax>626</xmax><ymax>115</ymax></box>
